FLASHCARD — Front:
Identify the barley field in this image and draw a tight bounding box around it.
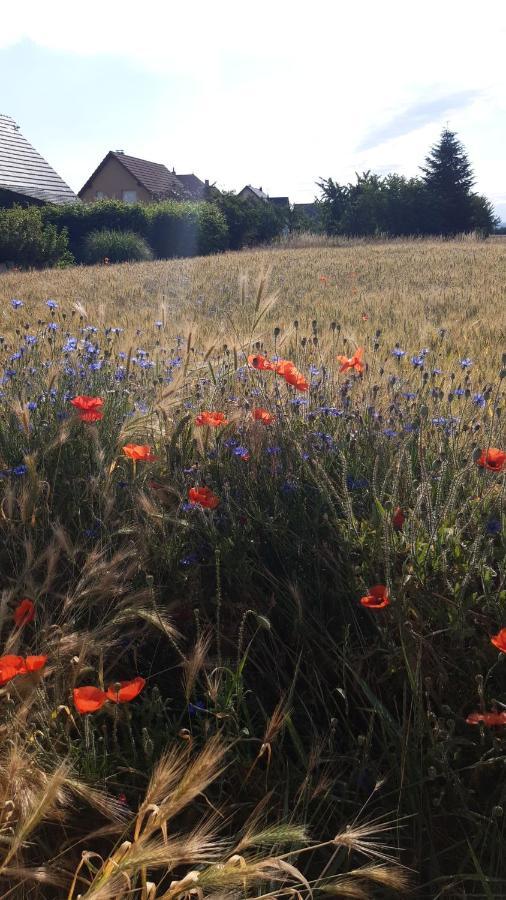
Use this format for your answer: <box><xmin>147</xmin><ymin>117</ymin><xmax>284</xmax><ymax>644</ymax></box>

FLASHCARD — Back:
<box><xmin>0</xmin><ymin>237</ymin><xmax>505</xmax><ymax>899</ymax></box>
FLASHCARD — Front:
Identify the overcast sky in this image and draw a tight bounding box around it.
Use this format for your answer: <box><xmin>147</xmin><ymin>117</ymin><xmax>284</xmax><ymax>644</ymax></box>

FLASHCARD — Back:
<box><xmin>2</xmin><ymin>1</ymin><xmax>505</xmax><ymax>218</ymax></box>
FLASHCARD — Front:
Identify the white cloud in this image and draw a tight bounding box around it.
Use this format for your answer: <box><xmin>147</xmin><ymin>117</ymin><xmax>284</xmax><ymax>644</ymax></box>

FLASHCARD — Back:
<box><xmin>2</xmin><ymin>0</ymin><xmax>505</xmax><ymax>204</ymax></box>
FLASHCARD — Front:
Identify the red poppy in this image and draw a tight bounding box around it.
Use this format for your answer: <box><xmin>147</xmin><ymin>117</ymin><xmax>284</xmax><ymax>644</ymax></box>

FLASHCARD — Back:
<box><xmin>194</xmin><ymin>411</ymin><xmax>228</xmax><ymax>427</ymax></box>
<box><xmin>13</xmin><ymin>598</ymin><xmax>35</xmax><ymax>627</ymax></box>
<box><xmin>73</xmin><ymin>686</ymin><xmax>108</xmax><ymax>714</ymax></box>
<box><xmin>247</xmin><ymin>354</ymin><xmax>275</xmax><ymax>371</ymax></box>
<box><xmin>252</xmin><ymin>408</ymin><xmax>275</xmax><ymax>424</ymax></box>
<box><xmin>361</xmin><ymin>313</ymin><xmax>369</xmax><ymax>321</ymax></box>
<box><xmin>0</xmin><ymin>655</ymin><xmax>26</xmax><ymax>686</ymax></box>
<box><xmin>122</xmin><ymin>444</ymin><xmax>156</xmax><ymax>461</ymax></box>
<box><xmin>476</xmin><ymin>448</ymin><xmax>506</xmax><ymax>473</ymax></box>
<box><xmin>106</xmin><ymin>676</ymin><xmax>146</xmax><ymax>703</ymax></box>
<box><xmin>337</xmin><ymin>347</ymin><xmax>365</xmax><ymax>375</ymax></box>
<box><xmin>24</xmin><ymin>655</ymin><xmax>47</xmax><ymax>673</ymax></box>
<box><xmin>392</xmin><ymin>507</ymin><xmax>405</xmax><ymax>530</ymax></box>
<box><xmin>466</xmin><ymin>711</ymin><xmax>506</xmax><ymax>726</ymax></box>
<box><xmin>360</xmin><ymin>584</ymin><xmax>390</xmax><ymax>609</ymax></box>
<box><xmin>188</xmin><ymin>486</ymin><xmax>220</xmax><ymax>510</ymax></box>
<box><xmin>319</xmin><ymin>275</ymin><xmax>328</xmax><ymax>284</ymax></box>
<box><xmin>71</xmin><ymin>396</ymin><xmax>104</xmax><ymax>422</ymax></box>
<box><xmin>490</xmin><ymin>628</ymin><xmax>506</xmax><ymax>653</ymax></box>
<box><xmin>275</xmin><ymin>360</ymin><xmax>309</xmax><ymax>391</ymax></box>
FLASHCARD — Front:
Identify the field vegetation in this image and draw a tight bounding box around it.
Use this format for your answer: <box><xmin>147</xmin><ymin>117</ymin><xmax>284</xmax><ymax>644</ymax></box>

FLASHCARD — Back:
<box><xmin>0</xmin><ymin>237</ymin><xmax>505</xmax><ymax>898</ymax></box>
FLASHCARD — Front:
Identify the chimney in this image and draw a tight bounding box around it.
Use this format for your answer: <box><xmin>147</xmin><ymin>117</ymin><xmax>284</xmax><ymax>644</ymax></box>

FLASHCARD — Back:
<box><xmin>205</xmin><ymin>179</ymin><xmax>209</xmax><ymax>187</ymax></box>
<box><xmin>260</xmin><ymin>186</ymin><xmax>262</xmax><ymax>192</ymax></box>
<box><xmin>115</xmin><ymin>150</ymin><xmax>124</xmax><ymax>154</ymax></box>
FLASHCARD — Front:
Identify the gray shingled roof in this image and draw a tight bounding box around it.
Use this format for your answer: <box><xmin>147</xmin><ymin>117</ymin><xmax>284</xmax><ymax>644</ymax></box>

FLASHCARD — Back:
<box><xmin>0</xmin><ymin>114</ymin><xmax>78</xmax><ymax>205</ymax></box>
<box><xmin>109</xmin><ymin>152</ymin><xmax>189</xmax><ymax>199</ymax></box>
<box><xmin>243</xmin><ymin>185</ymin><xmax>269</xmax><ymax>200</ymax></box>
<box><xmin>176</xmin><ymin>173</ymin><xmax>208</xmax><ymax>199</ymax></box>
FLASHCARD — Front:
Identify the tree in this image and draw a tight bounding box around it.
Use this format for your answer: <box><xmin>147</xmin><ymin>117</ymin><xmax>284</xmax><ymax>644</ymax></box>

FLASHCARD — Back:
<box><xmin>421</xmin><ymin>129</ymin><xmax>476</xmax><ymax>235</ymax></box>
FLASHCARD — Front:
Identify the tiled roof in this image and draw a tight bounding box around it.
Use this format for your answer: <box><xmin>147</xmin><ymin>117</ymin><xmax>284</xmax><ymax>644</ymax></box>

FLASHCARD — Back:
<box><xmin>176</xmin><ymin>173</ymin><xmax>208</xmax><ymax>199</ymax></box>
<box><xmin>244</xmin><ymin>185</ymin><xmax>269</xmax><ymax>200</ymax></box>
<box><xmin>269</xmin><ymin>196</ymin><xmax>290</xmax><ymax>207</ymax></box>
<box><xmin>111</xmin><ymin>152</ymin><xmax>188</xmax><ymax>199</ymax></box>
<box><xmin>0</xmin><ymin>114</ymin><xmax>78</xmax><ymax>204</ymax></box>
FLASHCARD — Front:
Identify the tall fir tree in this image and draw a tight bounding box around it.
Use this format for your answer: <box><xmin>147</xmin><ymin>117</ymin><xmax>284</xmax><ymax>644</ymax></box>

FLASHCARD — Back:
<box><xmin>421</xmin><ymin>129</ymin><xmax>476</xmax><ymax>234</ymax></box>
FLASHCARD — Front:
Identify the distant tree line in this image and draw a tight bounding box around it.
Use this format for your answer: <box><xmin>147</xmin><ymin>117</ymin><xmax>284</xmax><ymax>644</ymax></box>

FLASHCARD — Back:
<box><xmin>317</xmin><ymin>129</ymin><xmax>498</xmax><ymax>237</ymax></box>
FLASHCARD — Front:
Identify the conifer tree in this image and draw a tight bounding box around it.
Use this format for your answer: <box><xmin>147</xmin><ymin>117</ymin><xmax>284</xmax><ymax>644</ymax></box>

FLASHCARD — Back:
<box><xmin>421</xmin><ymin>128</ymin><xmax>475</xmax><ymax>234</ymax></box>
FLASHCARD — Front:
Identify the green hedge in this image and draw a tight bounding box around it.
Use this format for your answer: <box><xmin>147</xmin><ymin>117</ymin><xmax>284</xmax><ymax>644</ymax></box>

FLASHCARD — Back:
<box><xmin>0</xmin><ymin>205</ymin><xmax>72</xmax><ymax>269</ymax></box>
<box><xmin>82</xmin><ymin>229</ymin><xmax>153</xmax><ymax>264</ymax></box>
<box><xmin>42</xmin><ymin>199</ymin><xmax>228</xmax><ymax>262</ymax></box>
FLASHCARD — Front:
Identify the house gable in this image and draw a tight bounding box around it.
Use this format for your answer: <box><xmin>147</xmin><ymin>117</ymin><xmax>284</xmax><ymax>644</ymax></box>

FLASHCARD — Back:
<box><xmin>79</xmin><ymin>151</ymin><xmax>189</xmax><ymax>203</ymax></box>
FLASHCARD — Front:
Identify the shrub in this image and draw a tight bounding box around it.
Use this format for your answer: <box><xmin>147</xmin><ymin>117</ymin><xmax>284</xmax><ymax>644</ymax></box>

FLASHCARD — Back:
<box><xmin>0</xmin><ymin>204</ymin><xmax>72</xmax><ymax>269</ymax></box>
<box><xmin>82</xmin><ymin>228</ymin><xmax>153</xmax><ymax>264</ymax></box>
<box><xmin>214</xmin><ymin>193</ymin><xmax>286</xmax><ymax>249</ymax></box>
<box><xmin>146</xmin><ymin>200</ymin><xmax>228</xmax><ymax>258</ymax></box>
<box><xmin>42</xmin><ymin>200</ymin><xmax>150</xmax><ymax>261</ymax></box>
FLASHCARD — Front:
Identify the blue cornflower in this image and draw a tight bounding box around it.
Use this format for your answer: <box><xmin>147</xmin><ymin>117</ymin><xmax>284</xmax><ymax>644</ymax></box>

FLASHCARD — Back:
<box><xmin>432</xmin><ymin>368</ymin><xmax>442</xmax><ymax>376</ymax></box>
<box><xmin>47</xmin><ymin>322</ymin><xmax>58</xmax><ymax>332</ymax></box>
<box><xmin>473</xmin><ymin>393</ymin><xmax>486</xmax><ymax>408</ymax></box>
<box><xmin>383</xmin><ymin>429</ymin><xmax>397</xmax><ymax>437</ymax></box>
<box><xmin>453</xmin><ymin>387</ymin><xmax>465</xmax><ymax>397</ymax></box>
<box><xmin>391</xmin><ymin>347</ymin><xmax>406</xmax><ymax>358</ymax></box>
<box><xmin>115</xmin><ymin>367</ymin><xmax>126</xmax><ymax>381</ymax></box>
<box><xmin>25</xmin><ymin>336</ymin><xmax>37</xmax><ymax>346</ymax></box>
<box><xmin>180</xmin><ymin>553</ymin><xmax>199</xmax><ymax>567</ymax></box>
<box><xmin>27</xmin><ymin>401</ymin><xmax>37</xmax><ymax>411</ymax></box>
<box><xmin>155</xmin><ymin>321</ymin><xmax>163</xmax><ymax>329</ymax></box>
<box><xmin>419</xmin><ymin>348</ymin><xmax>429</xmax><ymax>357</ymax></box>
<box><xmin>411</xmin><ymin>356</ymin><xmax>425</xmax><ymax>368</ymax></box>
<box><xmin>181</xmin><ymin>501</ymin><xmax>197</xmax><ymax>512</ymax></box>
<box><xmin>460</xmin><ymin>358</ymin><xmax>472</xmax><ymax>369</ymax></box>
<box><xmin>10</xmin><ymin>352</ymin><xmax>23</xmax><ymax>361</ymax></box>
<box><xmin>266</xmin><ymin>446</ymin><xmax>281</xmax><ymax>455</ymax></box>
<box><xmin>318</xmin><ymin>406</ymin><xmax>342</xmax><ymax>416</ymax></box>
<box><xmin>402</xmin><ymin>391</ymin><xmax>417</xmax><ymax>400</ymax></box>
<box><xmin>89</xmin><ymin>361</ymin><xmax>103</xmax><ymax>372</ymax></box>
<box><xmin>233</xmin><ymin>445</ymin><xmax>250</xmax><ymax>459</ymax></box>
<box><xmin>12</xmin><ymin>464</ymin><xmax>28</xmax><ymax>476</ymax></box>
<box><xmin>188</xmin><ymin>700</ymin><xmax>206</xmax><ymax>716</ymax></box>
<box><xmin>403</xmin><ymin>423</ymin><xmax>418</xmax><ymax>432</ymax></box>
<box><xmin>63</xmin><ymin>338</ymin><xmax>77</xmax><ymax>352</ymax></box>
<box><xmin>309</xmin><ymin>365</ymin><xmax>320</xmax><ymax>376</ymax></box>
<box><xmin>290</xmin><ymin>397</ymin><xmax>308</xmax><ymax>406</ymax></box>
<box><xmin>136</xmin><ymin>401</ymin><xmax>149</xmax><ymax>413</ymax></box>
<box><xmin>224</xmin><ymin>438</ymin><xmax>239</xmax><ymax>448</ymax></box>
<box><xmin>46</xmin><ymin>299</ymin><xmax>58</xmax><ymax>310</ymax></box>
<box><xmin>346</xmin><ymin>475</ymin><xmax>369</xmax><ymax>490</ymax></box>
<box><xmin>4</xmin><ymin>369</ymin><xmax>16</xmax><ymax>378</ymax></box>
<box><xmin>11</xmin><ymin>299</ymin><xmax>23</xmax><ymax>309</ymax></box>
<box><xmin>486</xmin><ymin>518</ymin><xmax>501</xmax><ymax>535</ymax></box>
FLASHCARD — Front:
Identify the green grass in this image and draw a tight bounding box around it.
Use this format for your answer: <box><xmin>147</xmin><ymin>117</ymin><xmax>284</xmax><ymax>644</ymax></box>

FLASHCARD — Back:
<box><xmin>0</xmin><ymin>237</ymin><xmax>505</xmax><ymax>898</ymax></box>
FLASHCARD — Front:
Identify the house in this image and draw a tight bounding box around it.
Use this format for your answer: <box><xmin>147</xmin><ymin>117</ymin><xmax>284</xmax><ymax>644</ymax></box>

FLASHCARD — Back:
<box><xmin>293</xmin><ymin>202</ymin><xmax>320</xmax><ymax>223</ymax></box>
<box><xmin>175</xmin><ymin>173</ymin><xmax>217</xmax><ymax>200</ymax></box>
<box><xmin>79</xmin><ymin>151</ymin><xmax>191</xmax><ymax>204</ymax></box>
<box><xmin>0</xmin><ymin>114</ymin><xmax>77</xmax><ymax>206</ymax></box>
<box><xmin>237</xmin><ymin>185</ymin><xmax>269</xmax><ymax>203</ymax></box>
<box><xmin>269</xmin><ymin>196</ymin><xmax>290</xmax><ymax>210</ymax></box>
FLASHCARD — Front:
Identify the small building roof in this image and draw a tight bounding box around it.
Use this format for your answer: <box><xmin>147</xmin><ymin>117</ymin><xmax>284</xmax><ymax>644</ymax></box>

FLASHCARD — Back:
<box><xmin>239</xmin><ymin>185</ymin><xmax>269</xmax><ymax>201</ymax></box>
<box><xmin>79</xmin><ymin>151</ymin><xmax>190</xmax><ymax>200</ymax></box>
<box><xmin>176</xmin><ymin>173</ymin><xmax>208</xmax><ymax>199</ymax></box>
<box><xmin>0</xmin><ymin>113</ymin><xmax>78</xmax><ymax>205</ymax></box>
<box><xmin>269</xmin><ymin>196</ymin><xmax>290</xmax><ymax>208</ymax></box>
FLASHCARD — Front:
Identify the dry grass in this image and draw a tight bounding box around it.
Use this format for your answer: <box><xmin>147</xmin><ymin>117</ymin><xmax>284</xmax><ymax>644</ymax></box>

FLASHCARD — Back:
<box><xmin>1</xmin><ymin>238</ymin><xmax>505</xmax><ymax>382</ymax></box>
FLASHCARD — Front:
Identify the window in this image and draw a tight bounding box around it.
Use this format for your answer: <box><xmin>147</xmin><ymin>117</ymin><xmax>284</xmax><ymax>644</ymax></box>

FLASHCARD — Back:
<box><xmin>122</xmin><ymin>190</ymin><xmax>137</xmax><ymax>204</ymax></box>
<box><xmin>95</xmin><ymin>191</ymin><xmax>107</xmax><ymax>200</ymax></box>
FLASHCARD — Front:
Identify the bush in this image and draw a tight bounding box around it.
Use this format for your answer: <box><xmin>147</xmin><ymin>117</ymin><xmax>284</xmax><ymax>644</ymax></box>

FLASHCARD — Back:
<box><xmin>82</xmin><ymin>228</ymin><xmax>153</xmax><ymax>264</ymax></box>
<box><xmin>147</xmin><ymin>201</ymin><xmax>228</xmax><ymax>258</ymax></box>
<box><xmin>42</xmin><ymin>200</ymin><xmax>150</xmax><ymax>262</ymax></box>
<box><xmin>214</xmin><ymin>193</ymin><xmax>286</xmax><ymax>249</ymax></box>
<box><xmin>0</xmin><ymin>205</ymin><xmax>72</xmax><ymax>269</ymax></box>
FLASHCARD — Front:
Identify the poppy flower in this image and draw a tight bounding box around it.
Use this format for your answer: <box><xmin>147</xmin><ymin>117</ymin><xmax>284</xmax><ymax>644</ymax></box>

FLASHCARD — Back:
<box><xmin>106</xmin><ymin>676</ymin><xmax>146</xmax><ymax>703</ymax></box>
<box><xmin>188</xmin><ymin>486</ymin><xmax>220</xmax><ymax>510</ymax></box>
<box><xmin>476</xmin><ymin>448</ymin><xmax>506</xmax><ymax>473</ymax></box>
<box><xmin>361</xmin><ymin>313</ymin><xmax>369</xmax><ymax>321</ymax></box>
<box><xmin>13</xmin><ymin>598</ymin><xmax>35</xmax><ymax>627</ymax></box>
<box><xmin>122</xmin><ymin>444</ymin><xmax>156</xmax><ymax>461</ymax></box>
<box><xmin>275</xmin><ymin>360</ymin><xmax>309</xmax><ymax>391</ymax></box>
<box><xmin>360</xmin><ymin>584</ymin><xmax>390</xmax><ymax>609</ymax></box>
<box><xmin>490</xmin><ymin>629</ymin><xmax>506</xmax><ymax>653</ymax></box>
<box><xmin>73</xmin><ymin>686</ymin><xmax>108</xmax><ymax>714</ymax></box>
<box><xmin>247</xmin><ymin>354</ymin><xmax>275</xmax><ymax>371</ymax></box>
<box><xmin>466</xmin><ymin>711</ymin><xmax>506</xmax><ymax>726</ymax></box>
<box><xmin>252</xmin><ymin>408</ymin><xmax>275</xmax><ymax>424</ymax></box>
<box><xmin>0</xmin><ymin>655</ymin><xmax>26</xmax><ymax>686</ymax></box>
<box><xmin>24</xmin><ymin>655</ymin><xmax>47</xmax><ymax>673</ymax></box>
<box><xmin>337</xmin><ymin>347</ymin><xmax>365</xmax><ymax>375</ymax></box>
<box><xmin>392</xmin><ymin>507</ymin><xmax>405</xmax><ymax>530</ymax></box>
<box><xmin>71</xmin><ymin>396</ymin><xmax>104</xmax><ymax>422</ymax></box>
<box><xmin>194</xmin><ymin>411</ymin><xmax>228</xmax><ymax>427</ymax></box>
<box><xmin>319</xmin><ymin>275</ymin><xmax>328</xmax><ymax>284</ymax></box>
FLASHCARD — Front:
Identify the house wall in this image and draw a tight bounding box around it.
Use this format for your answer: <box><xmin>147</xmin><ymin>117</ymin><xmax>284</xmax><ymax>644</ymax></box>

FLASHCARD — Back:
<box><xmin>80</xmin><ymin>157</ymin><xmax>152</xmax><ymax>203</ymax></box>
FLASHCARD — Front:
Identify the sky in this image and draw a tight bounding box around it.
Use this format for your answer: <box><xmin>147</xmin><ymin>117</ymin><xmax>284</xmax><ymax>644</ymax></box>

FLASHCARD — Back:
<box><xmin>1</xmin><ymin>0</ymin><xmax>505</xmax><ymax>219</ymax></box>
